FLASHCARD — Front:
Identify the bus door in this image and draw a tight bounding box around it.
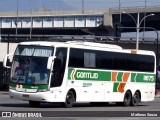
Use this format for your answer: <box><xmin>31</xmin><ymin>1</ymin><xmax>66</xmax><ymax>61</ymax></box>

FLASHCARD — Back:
<box><xmin>50</xmin><ymin>48</ymin><xmax>67</xmax><ymax>89</ymax></box>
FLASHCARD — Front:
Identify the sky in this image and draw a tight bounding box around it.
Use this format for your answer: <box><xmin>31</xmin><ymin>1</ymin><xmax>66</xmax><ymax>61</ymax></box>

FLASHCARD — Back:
<box><xmin>0</xmin><ymin>0</ymin><xmax>160</xmax><ymax>12</ymax></box>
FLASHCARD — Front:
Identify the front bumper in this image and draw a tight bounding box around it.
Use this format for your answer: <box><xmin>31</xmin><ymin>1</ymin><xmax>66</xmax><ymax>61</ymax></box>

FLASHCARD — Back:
<box><xmin>9</xmin><ymin>89</ymin><xmax>65</xmax><ymax>102</ymax></box>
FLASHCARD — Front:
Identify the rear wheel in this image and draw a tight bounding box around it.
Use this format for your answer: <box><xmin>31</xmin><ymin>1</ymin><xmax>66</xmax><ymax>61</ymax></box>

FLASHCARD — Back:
<box><xmin>123</xmin><ymin>91</ymin><xmax>132</xmax><ymax>107</ymax></box>
<box><xmin>29</xmin><ymin>101</ymin><xmax>41</xmax><ymax>107</ymax></box>
<box><xmin>63</xmin><ymin>91</ymin><xmax>75</xmax><ymax>108</ymax></box>
<box><xmin>131</xmin><ymin>91</ymin><xmax>140</xmax><ymax>106</ymax></box>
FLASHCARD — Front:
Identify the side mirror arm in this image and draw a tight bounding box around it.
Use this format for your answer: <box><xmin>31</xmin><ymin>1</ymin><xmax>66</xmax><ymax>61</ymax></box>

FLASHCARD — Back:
<box><xmin>3</xmin><ymin>53</ymin><xmax>13</xmax><ymax>69</ymax></box>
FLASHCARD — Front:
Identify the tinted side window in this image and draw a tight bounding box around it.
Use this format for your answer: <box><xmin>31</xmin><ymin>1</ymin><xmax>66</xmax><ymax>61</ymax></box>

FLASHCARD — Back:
<box><xmin>69</xmin><ymin>48</ymin><xmax>96</xmax><ymax>68</ymax></box>
<box><xmin>96</xmin><ymin>51</ymin><xmax>154</xmax><ymax>72</ymax></box>
<box><xmin>68</xmin><ymin>48</ymin><xmax>84</xmax><ymax>68</ymax></box>
<box><xmin>69</xmin><ymin>48</ymin><xmax>155</xmax><ymax>72</ymax></box>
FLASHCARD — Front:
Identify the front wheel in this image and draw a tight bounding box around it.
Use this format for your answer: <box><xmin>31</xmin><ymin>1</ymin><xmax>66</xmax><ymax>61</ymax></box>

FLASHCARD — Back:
<box><xmin>63</xmin><ymin>91</ymin><xmax>75</xmax><ymax>108</ymax></box>
<box><xmin>29</xmin><ymin>101</ymin><xmax>41</xmax><ymax>107</ymax></box>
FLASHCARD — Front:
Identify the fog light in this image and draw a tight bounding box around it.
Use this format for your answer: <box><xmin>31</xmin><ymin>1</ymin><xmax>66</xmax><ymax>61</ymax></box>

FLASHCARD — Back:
<box><xmin>37</xmin><ymin>89</ymin><xmax>48</xmax><ymax>92</ymax></box>
<box><xmin>9</xmin><ymin>86</ymin><xmax>16</xmax><ymax>90</ymax></box>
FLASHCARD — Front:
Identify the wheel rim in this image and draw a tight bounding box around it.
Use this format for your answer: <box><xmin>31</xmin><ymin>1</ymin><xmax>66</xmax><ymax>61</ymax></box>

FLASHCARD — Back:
<box><xmin>125</xmin><ymin>94</ymin><xmax>130</xmax><ymax>104</ymax></box>
<box><xmin>124</xmin><ymin>92</ymin><xmax>131</xmax><ymax>106</ymax></box>
<box><xmin>133</xmin><ymin>92</ymin><xmax>139</xmax><ymax>104</ymax></box>
<box><xmin>66</xmin><ymin>92</ymin><xmax>73</xmax><ymax>105</ymax></box>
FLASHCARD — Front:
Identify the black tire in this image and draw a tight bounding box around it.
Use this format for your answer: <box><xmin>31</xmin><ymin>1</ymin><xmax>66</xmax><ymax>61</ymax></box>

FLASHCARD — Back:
<box><xmin>63</xmin><ymin>91</ymin><xmax>75</xmax><ymax>108</ymax></box>
<box><xmin>123</xmin><ymin>91</ymin><xmax>132</xmax><ymax>107</ymax></box>
<box><xmin>29</xmin><ymin>101</ymin><xmax>41</xmax><ymax>107</ymax></box>
<box><xmin>131</xmin><ymin>91</ymin><xmax>140</xmax><ymax>106</ymax></box>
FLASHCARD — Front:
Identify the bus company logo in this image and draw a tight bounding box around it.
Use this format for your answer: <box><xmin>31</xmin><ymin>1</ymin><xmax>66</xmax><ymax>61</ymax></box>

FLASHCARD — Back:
<box><xmin>70</xmin><ymin>69</ymin><xmax>76</xmax><ymax>80</ymax></box>
<box><xmin>77</xmin><ymin>72</ymin><xmax>98</xmax><ymax>79</ymax></box>
<box><xmin>70</xmin><ymin>69</ymin><xmax>99</xmax><ymax>80</ymax></box>
<box><xmin>143</xmin><ymin>75</ymin><xmax>154</xmax><ymax>82</ymax></box>
<box><xmin>17</xmin><ymin>84</ymin><xmax>22</xmax><ymax>88</ymax></box>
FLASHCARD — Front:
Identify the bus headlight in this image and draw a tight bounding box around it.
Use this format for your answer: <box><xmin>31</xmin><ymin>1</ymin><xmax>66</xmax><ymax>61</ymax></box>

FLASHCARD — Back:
<box><xmin>37</xmin><ymin>89</ymin><xmax>48</xmax><ymax>92</ymax></box>
<box><xmin>9</xmin><ymin>86</ymin><xmax>16</xmax><ymax>90</ymax></box>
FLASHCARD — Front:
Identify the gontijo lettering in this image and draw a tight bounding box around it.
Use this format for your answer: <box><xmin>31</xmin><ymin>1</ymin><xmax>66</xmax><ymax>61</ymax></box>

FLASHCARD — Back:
<box><xmin>77</xmin><ymin>72</ymin><xmax>98</xmax><ymax>79</ymax></box>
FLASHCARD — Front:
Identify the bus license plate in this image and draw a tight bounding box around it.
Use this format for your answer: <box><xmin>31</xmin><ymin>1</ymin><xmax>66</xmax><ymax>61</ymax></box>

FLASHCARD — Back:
<box><xmin>22</xmin><ymin>94</ymin><xmax>29</xmax><ymax>98</ymax></box>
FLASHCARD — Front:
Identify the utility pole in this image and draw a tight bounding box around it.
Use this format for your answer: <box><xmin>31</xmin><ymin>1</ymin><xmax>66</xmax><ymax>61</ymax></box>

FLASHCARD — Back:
<box><xmin>16</xmin><ymin>0</ymin><xmax>19</xmax><ymax>38</ymax></box>
<box><xmin>82</xmin><ymin>0</ymin><xmax>84</xmax><ymax>14</ymax></box>
<box><xmin>30</xmin><ymin>0</ymin><xmax>33</xmax><ymax>38</ymax></box>
<box><xmin>136</xmin><ymin>13</ymin><xmax>140</xmax><ymax>50</ymax></box>
<box><xmin>119</xmin><ymin>0</ymin><xmax>121</xmax><ymax>23</ymax></box>
<box><xmin>118</xmin><ymin>26</ymin><xmax>159</xmax><ymax>67</ymax></box>
<box><xmin>122</xmin><ymin>11</ymin><xmax>154</xmax><ymax>50</ymax></box>
<box><xmin>143</xmin><ymin>0</ymin><xmax>147</xmax><ymax>38</ymax></box>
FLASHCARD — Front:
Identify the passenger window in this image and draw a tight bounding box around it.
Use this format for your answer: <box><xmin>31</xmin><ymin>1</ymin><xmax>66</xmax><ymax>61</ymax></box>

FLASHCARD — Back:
<box><xmin>84</xmin><ymin>52</ymin><xmax>96</xmax><ymax>68</ymax></box>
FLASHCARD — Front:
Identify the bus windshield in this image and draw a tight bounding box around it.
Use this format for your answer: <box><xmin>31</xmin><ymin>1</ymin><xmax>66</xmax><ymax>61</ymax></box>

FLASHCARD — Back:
<box><xmin>11</xmin><ymin>45</ymin><xmax>54</xmax><ymax>85</ymax></box>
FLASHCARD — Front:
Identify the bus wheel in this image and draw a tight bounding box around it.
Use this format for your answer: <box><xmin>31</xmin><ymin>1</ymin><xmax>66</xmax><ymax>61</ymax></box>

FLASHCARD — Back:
<box><xmin>29</xmin><ymin>101</ymin><xmax>40</xmax><ymax>107</ymax></box>
<box><xmin>63</xmin><ymin>91</ymin><xmax>75</xmax><ymax>108</ymax></box>
<box><xmin>123</xmin><ymin>91</ymin><xmax>132</xmax><ymax>107</ymax></box>
<box><xmin>131</xmin><ymin>91</ymin><xmax>140</xmax><ymax>106</ymax></box>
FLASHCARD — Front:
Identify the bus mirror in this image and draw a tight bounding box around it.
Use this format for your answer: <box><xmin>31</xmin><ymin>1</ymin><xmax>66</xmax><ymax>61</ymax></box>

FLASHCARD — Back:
<box><xmin>47</xmin><ymin>56</ymin><xmax>56</xmax><ymax>69</ymax></box>
<box><xmin>3</xmin><ymin>53</ymin><xmax>13</xmax><ymax>69</ymax></box>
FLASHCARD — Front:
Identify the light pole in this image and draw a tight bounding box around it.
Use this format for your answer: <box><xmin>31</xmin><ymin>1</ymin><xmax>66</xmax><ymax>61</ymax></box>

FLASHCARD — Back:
<box><xmin>118</xmin><ymin>26</ymin><xmax>159</xmax><ymax>65</ymax></box>
<box><xmin>122</xmin><ymin>11</ymin><xmax>154</xmax><ymax>50</ymax></box>
<box><xmin>16</xmin><ymin>0</ymin><xmax>19</xmax><ymax>38</ymax></box>
<box><xmin>29</xmin><ymin>0</ymin><xmax>33</xmax><ymax>38</ymax></box>
<box><xmin>143</xmin><ymin>0</ymin><xmax>147</xmax><ymax>37</ymax></box>
<box><xmin>82</xmin><ymin>0</ymin><xmax>84</xmax><ymax>14</ymax></box>
<box><xmin>119</xmin><ymin>0</ymin><xmax>121</xmax><ymax>22</ymax></box>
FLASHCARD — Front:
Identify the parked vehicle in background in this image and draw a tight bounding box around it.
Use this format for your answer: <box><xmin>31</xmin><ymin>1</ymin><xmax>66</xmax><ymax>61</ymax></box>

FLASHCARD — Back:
<box><xmin>155</xmin><ymin>83</ymin><xmax>160</xmax><ymax>95</ymax></box>
<box><xmin>0</xmin><ymin>62</ymin><xmax>10</xmax><ymax>90</ymax></box>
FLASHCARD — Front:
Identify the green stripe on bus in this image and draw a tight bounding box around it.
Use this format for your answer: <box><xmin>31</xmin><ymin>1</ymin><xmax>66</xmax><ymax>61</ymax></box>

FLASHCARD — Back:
<box><xmin>10</xmin><ymin>82</ymin><xmax>48</xmax><ymax>89</ymax></box>
<box><xmin>68</xmin><ymin>69</ymin><xmax>111</xmax><ymax>81</ymax></box>
<box><xmin>131</xmin><ymin>73</ymin><xmax>155</xmax><ymax>83</ymax></box>
<box><xmin>113</xmin><ymin>83</ymin><xmax>119</xmax><ymax>92</ymax></box>
<box><xmin>23</xmin><ymin>85</ymin><xmax>48</xmax><ymax>89</ymax></box>
<box><xmin>131</xmin><ymin>73</ymin><xmax>137</xmax><ymax>82</ymax></box>
<box><xmin>68</xmin><ymin>69</ymin><xmax>156</xmax><ymax>83</ymax></box>
<box><xmin>68</xmin><ymin>69</ymin><xmax>73</xmax><ymax>80</ymax></box>
<box><xmin>117</xmin><ymin>72</ymin><xmax>123</xmax><ymax>82</ymax></box>
<box><xmin>10</xmin><ymin>82</ymin><xmax>17</xmax><ymax>87</ymax></box>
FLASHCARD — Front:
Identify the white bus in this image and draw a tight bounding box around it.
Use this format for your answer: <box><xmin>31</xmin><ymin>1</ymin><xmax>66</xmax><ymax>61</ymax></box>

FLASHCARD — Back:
<box><xmin>3</xmin><ymin>41</ymin><xmax>156</xmax><ymax>107</ymax></box>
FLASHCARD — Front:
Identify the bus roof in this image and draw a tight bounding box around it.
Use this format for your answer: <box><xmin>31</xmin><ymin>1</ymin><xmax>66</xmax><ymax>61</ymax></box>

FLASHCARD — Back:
<box><xmin>19</xmin><ymin>41</ymin><xmax>155</xmax><ymax>56</ymax></box>
<box><xmin>20</xmin><ymin>41</ymin><xmax>122</xmax><ymax>49</ymax></box>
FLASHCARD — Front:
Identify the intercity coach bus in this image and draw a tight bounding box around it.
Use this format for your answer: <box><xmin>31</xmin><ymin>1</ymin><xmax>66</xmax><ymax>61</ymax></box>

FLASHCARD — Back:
<box><xmin>3</xmin><ymin>41</ymin><xmax>156</xmax><ymax>107</ymax></box>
